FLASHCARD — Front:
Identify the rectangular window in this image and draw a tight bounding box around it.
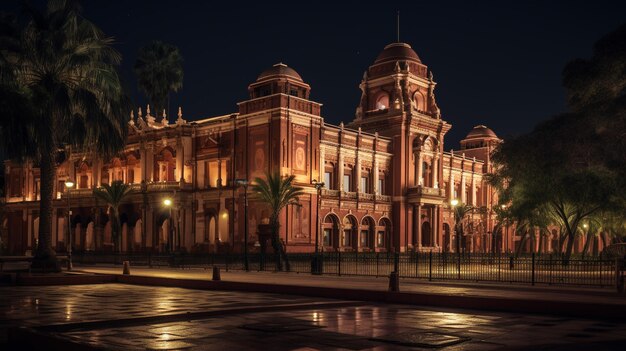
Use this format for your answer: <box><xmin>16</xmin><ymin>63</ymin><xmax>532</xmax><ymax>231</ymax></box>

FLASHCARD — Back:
<box><xmin>378</xmin><ymin>179</ymin><xmax>384</xmax><ymax>195</ymax></box>
<box><xmin>207</xmin><ymin>161</ymin><xmax>218</xmax><ymax>188</ymax></box>
<box><xmin>10</xmin><ymin>169</ymin><xmax>22</xmax><ymax>197</ymax></box>
<box><xmin>360</xmin><ymin>230</ymin><xmax>369</xmax><ymax>247</ymax></box>
<box><xmin>323</xmin><ymin>229</ymin><xmax>331</xmax><ymax>247</ymax></box>
<box><xmin>79</xmin><ymin>175</ymin><xmax>89</xmax><ymax>189</ymax></box>
<box><xmin>220</xmin><ymin>161</ymin><xmax>229</xmax><ymax>187</ymax></box>
<box><xmin>289</xmin><ymin>89</ymin><xmax>298</xmax><ymax>97</ymax></box>
<box><xmin>343</xmin><ymin>230</ymin><xmax>351</xmax><ymax>247</ymax></box>
<box><xmin>324</xmin><ymin>172</ymin><xmax>332</xmax><ymax>190</ymax></box>
<box><xmin>343</xmin><ymin>175</ymin><xmax>351</xmax><ymax>192</ymax></box>
<box><xmin>377</xmin><ymin>232</ymin><xmax>384</xmax><ymax>247</ymax></box>
<box><xmin>360</xmin><ymin>177</ymin><xmax>369</xmax><ymax>193</ymax></box>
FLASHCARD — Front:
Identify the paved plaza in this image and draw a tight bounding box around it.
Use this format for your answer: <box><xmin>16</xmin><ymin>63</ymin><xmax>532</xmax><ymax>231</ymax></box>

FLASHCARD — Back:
<box><xmin>2</xmin><ymin>283</ymin><xmax>626</xmax><ymax>350</ymax></box>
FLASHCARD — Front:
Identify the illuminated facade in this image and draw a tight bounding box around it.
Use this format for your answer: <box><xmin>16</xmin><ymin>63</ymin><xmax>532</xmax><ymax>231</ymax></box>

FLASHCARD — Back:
<box><xmin>2</xmin><ymin>42</ymin><xmax>513</xmax><ymax>255</ymax></box>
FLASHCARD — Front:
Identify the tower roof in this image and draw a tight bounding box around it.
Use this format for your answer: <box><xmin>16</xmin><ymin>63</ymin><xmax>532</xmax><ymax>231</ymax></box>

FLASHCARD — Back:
<box><xmin>374</xmin><ymin>42</ymin><xmax>421</xmax><ymax>64</ymax></box>
<box><xmin>257</xmin><ymin>63</ymin><xmax>303</xmax><ymax>82</ymax></box>
<box><xmin>465</xmin><ymin>125</ymin><xmax>498</xmax><ymax>139</ymax></box>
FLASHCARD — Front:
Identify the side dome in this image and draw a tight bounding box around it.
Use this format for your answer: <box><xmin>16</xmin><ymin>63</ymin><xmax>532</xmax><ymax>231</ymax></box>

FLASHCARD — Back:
<box><xmin>374</xmin><ymin>42</ymin><xmax>421</xmax><ymax>64</ymax></box>
<box><xmin>257</xmin><ymin>63</ymin><xmax>303</xmax><ymax>82</ymax></box>
<box><xmin>465</xmin><ymin>125</ymin><xmax>498</xmax><ymax>139</ymax></box>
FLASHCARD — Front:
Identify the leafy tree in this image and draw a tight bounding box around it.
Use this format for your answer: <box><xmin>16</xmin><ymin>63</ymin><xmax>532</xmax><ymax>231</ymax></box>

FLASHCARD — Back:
<box><xmin>134</xmin><ymin>40</ymin><xmax>183</xmax><ymax>122</ymax></box>
<box><xmin>491</xmin><ymin>23</ymin><xmax>626</xmax><ymax>263</ymax></box>
<box><xmin>252</xmin><ymin>171</ymin><xmax>305</xmax><ymax>271</ymax></box>
<box><xmin>0</xmin><ymin>1</ymin><xmax>130</xmax><ymax>270</ymax></box>
<box><xmin>93</xmin><ymin>181</ymin><xmax>132</xmax><ymax>253</ymax></box>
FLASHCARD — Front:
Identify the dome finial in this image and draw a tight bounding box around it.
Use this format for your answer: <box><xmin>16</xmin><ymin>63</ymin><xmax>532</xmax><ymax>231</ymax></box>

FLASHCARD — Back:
<box><xmin>396</xmin><ymin>10</ymin><xmax>400</xmax><ymax>42</ymax></box>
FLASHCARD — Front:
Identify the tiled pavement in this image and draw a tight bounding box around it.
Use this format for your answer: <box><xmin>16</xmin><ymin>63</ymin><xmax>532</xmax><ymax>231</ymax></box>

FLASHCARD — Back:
<box><xmin>2</xmin><ymin>283</ymin><xmax>626</xmax><ymax>350</ymax></box>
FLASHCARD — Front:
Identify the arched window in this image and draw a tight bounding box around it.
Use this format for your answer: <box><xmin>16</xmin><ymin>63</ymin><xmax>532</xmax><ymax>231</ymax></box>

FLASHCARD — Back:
<box><xmin>375</xmin><ymin>94</ymin><xmax>389</xmax><ymax>110</ymax></box>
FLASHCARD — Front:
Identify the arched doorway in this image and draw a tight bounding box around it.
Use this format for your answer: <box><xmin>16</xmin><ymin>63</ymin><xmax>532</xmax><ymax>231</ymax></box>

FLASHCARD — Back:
<box><xmin>208</xmin><ymin>216</ymin><xmax>216</xmax><ymax>243</ymax></box>
<box><xmin>360</xmin><ymin>216</ymin><xmax>375</xmax><ymax>250</ymax></box>
<box><xmin>421</xmin><ymin>221</ymin><xmax>431</xmax><ymax>247</ymax></box>
<box><xmin>342</xmin><ymin>215</ymin><xmax>358</xmax><ymax>250</ymax></box>
<box><xmin>134</xmin><ymin>219</ymin><xmax>143</xmax><ymax>251</ymax></box>
<box><xmin>378</xmin><ymin>217</ymin><xmax>392</xmax><ymax>250</ymax></box>
<box><xmin>85</xmin><ymin>222</ymin><xmax>94</xmax><ymax>251</ymax></box>
<box><xmin>322</xmin><ymin>213</ymin><xmax>340</xmax><ymax>250</ymax></box>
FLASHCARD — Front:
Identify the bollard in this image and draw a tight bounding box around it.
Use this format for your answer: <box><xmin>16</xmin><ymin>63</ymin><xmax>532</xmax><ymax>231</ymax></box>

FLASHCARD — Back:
<box><xmin>212</xmin><ymin>266</ymin><xmax>221</xmax><ymax>281</ymax></box>
<box><xmin>389</xmin><ymin>271</ymin><xmax>399</xmax><ymax>292</ymax></box>
<box><xmin>122</xmin><ymin>261</ymin><xmax>130</xmax><ymax>275</ymax></box>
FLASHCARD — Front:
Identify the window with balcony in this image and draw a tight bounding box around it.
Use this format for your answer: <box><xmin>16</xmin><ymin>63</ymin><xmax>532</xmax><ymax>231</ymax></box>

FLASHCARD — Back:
<box><xmin>378</xmin><ymin>178</ymin><xmax>385</xmax><ymax>195</ymax></box>
<box><xmin>343</xmin><ymin>175</ymin><xmax>351</xmax><ymax>192</ymax></box>
<box><xmin>360</xmin><ymin>177</ymin><xmax>369</xmax><ymax>193</ymax></box>
<box><xmin>324</xmin><ymin>172</ymin><xmax>332</xmax><ymax>190</ymax></box>
<box><xmin>9</xmin><ymin>169</ymin><xmax>22</xmax><ymax>197</ymax></box>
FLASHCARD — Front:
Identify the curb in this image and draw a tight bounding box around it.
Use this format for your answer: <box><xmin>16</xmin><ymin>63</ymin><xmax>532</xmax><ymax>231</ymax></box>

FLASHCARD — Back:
<box><xmin>116</xmin><ymin>274</ymin><xmax>626</xmax><ymax>321</ymax></box>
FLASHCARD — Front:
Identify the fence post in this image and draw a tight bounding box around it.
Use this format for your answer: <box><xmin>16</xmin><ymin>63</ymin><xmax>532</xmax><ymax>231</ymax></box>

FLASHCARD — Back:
<box><xmin>429</xmin><ymin>250</ymin><xmax>433</xmax><ymax>281</ymax></box>
<box><xmin>549</xmin><ymin>254</ymin><xmax>553</xmax><ymax>285</ymax></box>
<box><xmin>376</xmin><ymin>253</ymin><xmax>379</xmax><ymax>278</ymax></box>
<box><xmin>457</xmin><ymin>252</ymin><xmax>461</xmax><ymax>280</ymax></box>
<box><xmin>509</xmin><ymin>256</ymin><xmax>514</xmax><ymax>270</ymax></box>
<box><xmin>338</xmin><ymin>251</ymin><xmax>341</xmax><ymax>276</ymax></box>
<box><xmin>531</xmin><ymin>252</ymin><xmax>535</xmax><ymax>285</ymax></box>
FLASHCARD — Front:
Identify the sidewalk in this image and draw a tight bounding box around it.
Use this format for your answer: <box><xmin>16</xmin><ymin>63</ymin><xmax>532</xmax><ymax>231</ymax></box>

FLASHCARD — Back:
<box><xmin>74</xmin><ymin>264</ymin><xmax>626</xmax><ymax>320</ymax></box>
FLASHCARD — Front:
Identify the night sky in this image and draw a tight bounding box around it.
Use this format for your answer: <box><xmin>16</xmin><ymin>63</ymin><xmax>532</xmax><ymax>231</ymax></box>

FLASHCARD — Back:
<box><xmin>3</xmin><ymin>0</ymin><xmax>625</xmax><ymax>147</ymax></box>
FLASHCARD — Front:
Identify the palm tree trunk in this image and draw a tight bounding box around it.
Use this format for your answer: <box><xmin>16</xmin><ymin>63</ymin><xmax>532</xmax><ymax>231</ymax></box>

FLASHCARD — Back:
<box><xmin>582</xmin><ymin>230</ymin><xmax>592</xmax><ymax>258</ymax></box>
<box><xmin>270</xmin><ymin>219</ymin><xmax>282</xmax><ymax>271</ymax></box>
<box><xmin>32</xmin><ymin>150</ymin><xmax>60</xmax><ymax>271</ymax></box>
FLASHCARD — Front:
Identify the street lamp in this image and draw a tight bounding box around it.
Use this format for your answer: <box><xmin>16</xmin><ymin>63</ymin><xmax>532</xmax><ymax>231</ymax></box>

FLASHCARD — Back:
<box><xmin>500</xmin><ymin>204</ymin><xmax>508</xmax><ymax>253</ymax></box>
<box><xmin>235</xmin><ymin>179</ymin><xmax>250</xmax><ymax>271</ymax></box>
<box><xmin>163</xmin><ymin>198</ymin><xmax>173</xmax><ymax>253</ymax></box>
<box><xmin>312</xmin><ymin>180</ymin><xmax>325</xmax><ymax>275</ymax></box>
<box><xmin>64</xmin><ymin>180</ymin><xmax>74</xmax><ymax>271</ymax></box>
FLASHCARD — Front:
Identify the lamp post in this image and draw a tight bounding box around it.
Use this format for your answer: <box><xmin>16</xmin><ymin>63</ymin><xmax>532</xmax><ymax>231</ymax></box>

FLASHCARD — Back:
<box><xmin>312</xmin><ymin>180</ymin><xmax>325</xmax><ymax>275</ymax></box>
<box><xmin>163</xmin><ymin>198</ymin><xmax>173</xmax><ymax>253</ymax></box>
<box><xmin>235</xmin><ymin>179</ymin><xmax>249</xmax><ymax>271</ymax></box>
<box><xmin>501</xmin><ymin>204</ymin><xmax>508</xmax><ymax>253</ymax></box>
<box><xmin>64</xmin><ymin>180</ymin><xmax>74</xmax><ymax>271</ymax></box>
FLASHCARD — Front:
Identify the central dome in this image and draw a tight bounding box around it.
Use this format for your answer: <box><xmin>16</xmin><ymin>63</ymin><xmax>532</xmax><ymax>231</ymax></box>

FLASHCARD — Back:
<box><xmin>257</xmin><ymin>63</ymin><xmax>303</xmax><ymax>82</ymax></box>
<box><xmin>374</xmin><ymin>42</ymin><xmax>421</xmax><ymax>64</ymax></box>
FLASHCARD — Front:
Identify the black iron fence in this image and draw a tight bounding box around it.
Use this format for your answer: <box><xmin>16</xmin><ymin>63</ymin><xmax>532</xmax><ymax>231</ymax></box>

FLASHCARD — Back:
<box><xmin>72</xmin><ymin>251</ymin><xmax>619</xmax><ymax>289</ymax></box>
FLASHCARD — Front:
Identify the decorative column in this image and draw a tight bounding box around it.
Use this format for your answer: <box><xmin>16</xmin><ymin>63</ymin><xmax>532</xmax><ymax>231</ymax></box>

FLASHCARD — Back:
<box><xmin>471</xmin><ymin>174</ymin><xmax>476</xmax><ymax>206</ymax></box>
<box><xmin>176</xmin><ymin>137</ymin><xmax>183</xmax><ymax>182</ymax></box>
<box><xmin>460</xmin><ymin>173</ymin><xmax>466</xmax><ymax>204</ymax></box>
<box><xmin>416</xmin><ymin>203</ymin><xmax>422</xmax><ymax>248</ymax></box>
<box><xmin>373</xmin><ymin>157</ymin><xmax>379</xmax><ymax>195</ymax></box>
<box><xmin>355</xmin><ymin>154</ymin><xmax>362</xmax><ymax>193</ymax></box>
<box><xmin>416</xmin><ymin>151</ymin><xmax>423</xmax><ymax>186</ymax></box>
<box><xmin>319</xmin><ymin>148</ymin><xmax>325</xmax><ymax>182</ymax></box>
<box><xmin>432</xmin><ymin>154</ymin><xmax>439</xmax><ymax>188</ymax></box>
<box><xmin>337</xmin><ymin>152</ymin><xmax>344</xmax><ymax>191</ymax></box>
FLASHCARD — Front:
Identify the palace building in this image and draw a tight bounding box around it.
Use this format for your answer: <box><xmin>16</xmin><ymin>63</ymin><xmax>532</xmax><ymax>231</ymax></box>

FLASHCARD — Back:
<box><xmin>2</xmin><ymin>42</ymin><xmax>512</xmax><ymax>256</ymax></box>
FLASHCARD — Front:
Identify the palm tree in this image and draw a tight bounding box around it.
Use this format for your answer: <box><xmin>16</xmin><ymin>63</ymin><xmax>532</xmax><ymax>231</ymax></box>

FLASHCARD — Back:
<box><xmin>452</xmin><ymin>203</ymin><xmax>474</xmax><ymax>254</ymax></box>
<box><xmin>0</xmin><ymin>1</ymin><xmax>130</xmax><ymax>270</ymax></box>
<box><xmin>133</xmin><ymin>41</ymin><xmax>183</xmax><ymax>122</ymax></box>
<box><xmin>252</xmin><ymin>171</ymin><xmax>305</xmax><ymax>271</ymax></box>
<box><xmin>93</xmin><ymin>181</ymin><xmax>132</xmax><ymax>253</ymax></box>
